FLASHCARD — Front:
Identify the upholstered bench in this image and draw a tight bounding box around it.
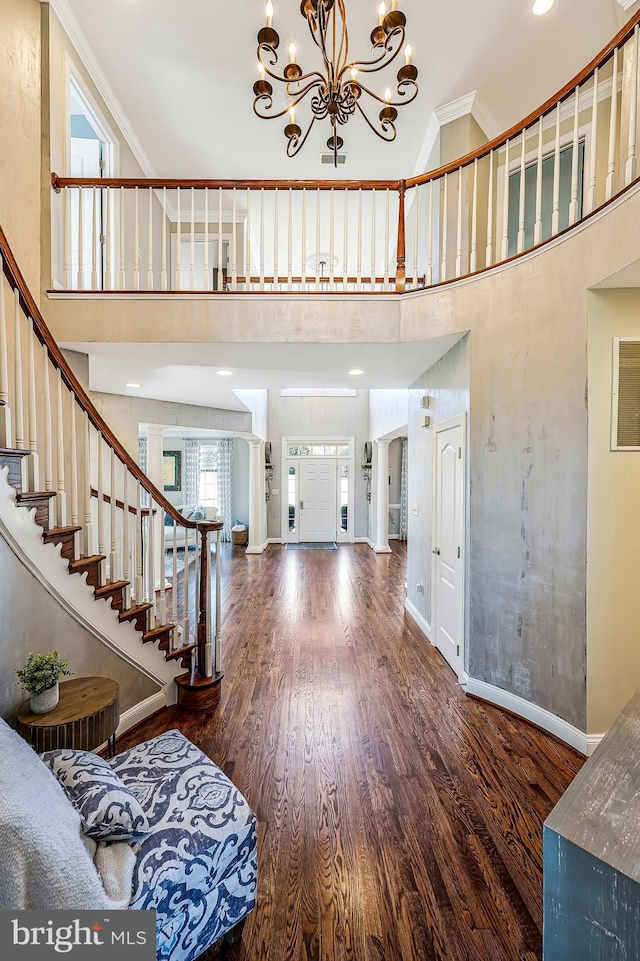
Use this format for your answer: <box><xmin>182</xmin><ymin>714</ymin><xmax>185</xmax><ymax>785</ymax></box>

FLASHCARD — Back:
<box><xmin>0</xmin><ymin>719</ymin><xmax>257</xmax><ymax>961</ymax></box>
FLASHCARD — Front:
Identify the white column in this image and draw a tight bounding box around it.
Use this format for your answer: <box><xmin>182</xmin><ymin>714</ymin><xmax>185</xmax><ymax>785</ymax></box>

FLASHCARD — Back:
<box><xmin>246</xmin><ymin>439</ymin><xmax>265</xmax><ymax>555</ymax></box>
<box><xmin>145</xmin><ymin>425</ymin><xmax>165</xmax><ymax>589</ymax></box>
<box><xmin>374</xmin><ymin>439</ymin><xmax>392</xmax><ymax>554</ymax></box>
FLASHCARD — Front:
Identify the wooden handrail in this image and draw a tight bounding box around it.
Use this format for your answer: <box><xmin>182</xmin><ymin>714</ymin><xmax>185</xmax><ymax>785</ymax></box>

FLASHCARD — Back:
<box><xmin>50</xmin><ymin>9</ymin><xmax>640</xmax><ymax>196</ymax></box>
<box><xmin>0</xmin><ymin>223</ymin><xmax>208</xmax><ymax>530</ymax></box>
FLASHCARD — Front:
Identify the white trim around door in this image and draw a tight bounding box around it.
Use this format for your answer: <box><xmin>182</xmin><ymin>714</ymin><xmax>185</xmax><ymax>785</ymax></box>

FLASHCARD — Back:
<box><xmin>281</xmin><ymin>436</ymin><xmax>355</xmax><ymax>544</ymax></box>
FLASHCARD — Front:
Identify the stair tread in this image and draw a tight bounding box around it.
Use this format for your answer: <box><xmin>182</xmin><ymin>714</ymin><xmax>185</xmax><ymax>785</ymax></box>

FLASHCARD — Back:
<box><xmin>0</xmin><ymin>447</ymin><xmax>30</xmax><ymax>457</ymax></box>
<box><xmin>143</xmin><ymin>624</ymin><xmax>176</xmax><ymax>642</ymax></box>
<box><xmin>43</xmin><ymin>525</ymin><xmax>82</xmax><ymax>538</ymax></box>
<box><xmin>119</xmin><ymin>602</ymin><xmax>153</xmax><ymax>621</ymax></box>
<box><xmin>69</xmin><ymin>554</ymin><xmax>106</xmax><ymax>571</ymax></box>
<box><xmin>17</xmin><ymin>490</ymin><xmax>55</xmax><ymax>501</ymax></box>
<box><xmin>95</xmin><ymin>579</ymin><xmax>129</xmax><ymax>595</ymax></box>
<box><xmin>165</xmin><ymin>643</ymin><xmax>196</xmax><ymax>662</ymax></box>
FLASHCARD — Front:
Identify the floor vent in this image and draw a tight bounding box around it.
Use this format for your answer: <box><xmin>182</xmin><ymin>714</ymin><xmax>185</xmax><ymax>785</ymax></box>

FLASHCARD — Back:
<box><xmin>612</xmin><ymin>338</ymin><xmax>640</xmax><ymax>450</ymax></box>
<box><xmin>320</xmin><ymin>153</ymin><xmax>347</xmax><ymax>166</ymax></box>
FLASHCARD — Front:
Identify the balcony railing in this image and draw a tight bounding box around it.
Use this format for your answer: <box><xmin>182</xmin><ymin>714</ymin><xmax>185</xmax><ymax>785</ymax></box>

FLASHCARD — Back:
<box><xmin>51</xmin><ymin>11</ymin><xmax>640</xmax><ymax>296</ymax></box>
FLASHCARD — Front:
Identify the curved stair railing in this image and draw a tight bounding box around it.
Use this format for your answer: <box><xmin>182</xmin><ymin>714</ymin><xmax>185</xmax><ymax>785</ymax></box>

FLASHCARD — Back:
<box><xmin>0</xmin><ymin>224</ymin><xmax>223</xmax><ymax>710</ymax></box>
<box><xmin>49</xmin><ymin>11</ymin><xmax>640</xmax><ymax>296</ymax></box>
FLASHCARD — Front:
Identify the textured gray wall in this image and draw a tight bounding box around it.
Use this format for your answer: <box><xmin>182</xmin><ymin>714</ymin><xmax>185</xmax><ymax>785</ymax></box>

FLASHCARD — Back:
<box><xmin>0</xmin><ymin>536</ymin><xmax>159</xmax><ymax>723</ymax></box>
<box><xmin>266</xmin><ymin>389</ymin><xmax>370</xmax><ymax>539</ymax></box>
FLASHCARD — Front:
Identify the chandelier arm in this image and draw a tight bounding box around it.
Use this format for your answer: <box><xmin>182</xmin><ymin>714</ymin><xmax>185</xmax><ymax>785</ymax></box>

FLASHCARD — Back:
<box><xmin>336</xmin><ymin>0</ymin><xmax>349</xmax><ymax>75</ymax></box>
<box><xmin>253</xmin><ymin>84</ymin><xmax>322</xmax><ymax>122</ymax></box>
<box><xmin>286</xmin><ymin>77</ymin><xmax>327</xmax><ymax>100</ymax></box>
<box><xmin>354</xmin><ymin>78</ymin><xmax>419</xmax><ymax>108</ymax></box>
<box><xmin>338</xmin><ymin>29</ymin><xmax>406</xmax><ymax>78</ymax></box>
<box><xmin>354</xmin><ymin>99</ymin><xmax>397</xmax><ymax>143</ymax></box>
<box><xmin>286</xmin><ymin>114</ymin><xmax>318</xmax><ymax>158</ymax></box>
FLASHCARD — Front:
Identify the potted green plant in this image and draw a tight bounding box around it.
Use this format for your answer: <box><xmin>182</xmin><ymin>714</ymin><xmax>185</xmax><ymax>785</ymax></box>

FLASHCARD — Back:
<box><xmin>16</xmin><ymin>650</ymin><xmax>72</xmax><ymax>714</ymax></box>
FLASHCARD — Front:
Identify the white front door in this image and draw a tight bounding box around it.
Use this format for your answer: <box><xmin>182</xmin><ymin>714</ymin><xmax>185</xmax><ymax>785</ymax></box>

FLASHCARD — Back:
<box><xmin>299</xmin><ymin>459</ymin><xmax>337</xmax><ymax>542</ymax></box>
<box><xmin>433</xmin><ymin>418</ymin><xmax>465</xmax><ymax>677</ymax></box>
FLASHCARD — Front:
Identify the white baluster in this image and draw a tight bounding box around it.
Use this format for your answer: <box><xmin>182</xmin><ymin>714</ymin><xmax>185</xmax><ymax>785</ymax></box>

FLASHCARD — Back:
<box><xmin>91</xmin><ymin>187</ymin><xmax>98</xmax><ymax>290</ymax></box>
<box><xmin>518</xmin><ymin>132</ymin><xmax>526</xmax><ymax>254</ymax></box>
<box><xmin>77</xmin><ymin>188</ymin><xmax>84</xmax><ymax>290</ymax></box>
<box><xmin>455</xmin><ymin>168</ymin><xmax>463</xmax><ymax>276</ymax></box>
<box><xmin>0</xmin><ymin>265</ymin><xmax>10</xmax><ymax>447</ymax></box>
<box><xmin>205</xmin><ymin>538</ymin><xmax>212</xmax><ymax>677</ymax></box>
<box><xmin>158</xmin><ymin>511</ymin><xmax>166</xmax><ymax>625</ymax></box>
<box><xmin>343</xmin><ymin>188</ymin><xmax>349</xmax><ymax>289</ymax></box>
<box><xmin>357</xmin><ymin>188</ymin><xmax>362</xmax><ymax>290</ymax></box>
<box><xmin>301</xmin><ymin>188</ymin><xmax>307</xmax><ymax>289</ymax></box>
<box><xmin>607</xmin><ymin>47</ymin><xmax>619</xmax><ymax>201</ymax></box>
<box><xmin>122</xmin><ymin>465</ymin><xmax>131</xmax><ymax>609</ymax></box>
<box><xmin>176</xmin><ymin>187</ymin><xmax>182</xmax><ymax>290</ymax></box>
<box><xmin>27</xmin><ymin>318</ymin><xmax>39</xmax><ymax>490</ymax></box>
<box><xmin>316</xmin><ymin>188</ymin><xmax>321</xmax><ymax>291</ymax></box>
<box><xmin>588</xmin><ymin>68</ymin><xmax>599</xmax><ymax>214</ymax></box>
<box><xmin>486</xmin><ymin>150</ymin><xmax>495</xmax><ymax>266</ymax></box>
<box><xmin>147</xmin><ymin>186</ymin><xmax>154</xmax><ymax>289</ymax></box>
<box><xmin>534</xmin><ymin>118</ymin><xmax>544</xmax><ymax>245</ymax></box>
<box><xmin>183</xmin><ymin>523</ymin><xmax>190</xmax><ymax>644</ymax></box>
<box><xmin>626</xmin><ymin>27</ymin><xmax>639</xmax><ymax>185</ymax></box>
<box><xmin>232</xmin><ymin>187</ymin><xmax>238</xmax><ymax>290</ymax></box>
<box><xmin>97</xmin><ymin>433</ymin><xmax>105</xmax><ymax>558</ymax></box>
<box><xmin>370</xmin><ymin>188</ymin><xmax>376</xmax><ymax>290</ymax></box>
<box><xmin>330</xmin><ymin>189</ymin><xmax>336</xmax><ymax>289</ymax></box>
<box><xmin>470</xmin><ymin>161</ymin><xmax>478</xmax><ymax>273</ymax></box>
<box><xmin>43</xmin><ymin>345</ymin><xmax>53</xmax><ymax>495</ymax></box>
<box><xmin>384</xmin><ymin>188</ymin><xmax>390</xmax><ymax>289</ymax></box>
<box><xmin>287</xmin><ymin>188</ymin><xmax>293</xmax><ymax>289</ymax></box>
<box><xmin>569</xmin><ymin>87</ymin><xmax>581</xmax><ymax>225</ymax></box>
<box><xmin>161</xmin><ymin>186</ymin><xmax>168</xmax><ymax>291</ymax></box>
<box><xmin>190</xmin><ymin>187</ymin><xmax>196</xmax><ymax>291</ymax></box>
<box><xmin>245</xmin><ymin>188</ymin><xmax>251</xmax><ymax>291</ymax></box>
<box><xmin>119</xmin><ymin>187</ymin><xmax>126</xmax><ymax>289</ymax></box>
<box><xmin>412</xmin><ymin>186</ymin><xmax>419</xmax><ymax>288</ymax></box>
<box><xmin>441</xmin><ymin>174</ymin><xmax>448</xmax><ymax>281</ymax></box>
<box><xmin>104</xmin><ymin>186</ymin><xmax>112</xmax><ymax>290</ymax></box>
<box><xmin>259</xmin><ymin>188</ymin><xmax>265</xmax><ymax>290</ymax></box>
<box><xmin>204</xmin><ymin>187</ymin><xmax>210</xmax><ymax>290</ymax></box>
<box><xmin>135</xmin><ymin>479</ymin><xmax>143</xmax><ymax>603</ymax></box>
<box><xmin>83</xmin><ymin>413</ymin><xmax>93</xmax><ymax>556</ymax></box>
<box><xmin>218</xmin><ymin>187</ymin><xmax>224</xmax><ymax>291</ymax></box>
<box><xmin>171</xmin><ymin>521</ymin><xmax>178</xmax><ymax>624</ymax></box>
<box><xmin>147</xmin><ymin>496</ymin><xmax>155</xmax><ymax>612</ymax></box>
<box><xmin>501</xmin><ymin>140</ymin><xmax>510</xmax><ymax>260</ymax></box>
<box><xmin>63</xmin><ymin>189</ymin><xmax>70</xmax><ymax>289</ymax></box>
<box><xmin>13</xmin><ymin>290</ymin><xmax>24</xmax><ymax>450</ymax></box>
<box><xmin>427</xmin><ymin>179</ymin><xmax>434</xmax><ymax>286</ymax></box>
<box><xmin>273</xmin><ymin>187</ymin><xmax>279</xmax><ymax>291</ymax></box>
<box><xmin>70</xmin><ymin>401</ymin><xmax>78</xmax><ymax>558</ymax></box>
<box><xmin>56</xmin><ymin>368</ymin><xmax>67</xmax><ymax>527</ymax></box>
<box><xmin>110</xmin><ymin>447</ymin><xmax>117</xmax><ymax>579</ymax></box>
<box><xmin>133</xmin><ymin>186</ymin><xmax>140</xmax><ymax>290</ymax></box>
<box><xmin>552</xmin><ymin>105</ymin><xmax>561</xmax><ymax>235</ymax></box>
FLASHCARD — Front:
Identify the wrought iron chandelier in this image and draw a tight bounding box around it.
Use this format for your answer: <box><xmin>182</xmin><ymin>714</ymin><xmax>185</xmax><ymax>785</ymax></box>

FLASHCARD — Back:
<box><xmin>253</xmin><ymin>0</ymin><xmax>419</xmax><ymax>166</ymax></box>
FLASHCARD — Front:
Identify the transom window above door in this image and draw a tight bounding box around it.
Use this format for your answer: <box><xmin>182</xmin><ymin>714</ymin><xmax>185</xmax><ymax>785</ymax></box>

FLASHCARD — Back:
<box><xmin>287</xmin><ymin>442</ymin><xmax>351</xmax><ymax>457</ymax></box>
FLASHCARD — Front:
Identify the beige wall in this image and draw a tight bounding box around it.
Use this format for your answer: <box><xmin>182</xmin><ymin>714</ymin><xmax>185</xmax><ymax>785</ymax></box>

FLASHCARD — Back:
<box><xmin>0</xmin><ymin>0</ymin><xmax>41</xmax><ymax>297</ymax></box>
<box><xmin>587</xmin><ymin>288</ymin><xmax>640</xmax><ymax>735</ymax></box>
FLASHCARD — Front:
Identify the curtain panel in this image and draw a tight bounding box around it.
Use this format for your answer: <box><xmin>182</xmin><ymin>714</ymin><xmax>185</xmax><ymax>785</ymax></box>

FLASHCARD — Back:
<box><xmin>399</xmin><ymin>438</ymin><xmax>408</xmax><ymax>542</ymax></box>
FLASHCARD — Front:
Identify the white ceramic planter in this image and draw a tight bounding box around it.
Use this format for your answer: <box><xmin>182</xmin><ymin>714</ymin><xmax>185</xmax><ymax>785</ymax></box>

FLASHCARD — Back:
<box><xmin>30</xmin><ymin>681</ymin><xmax>59</xmax><ymax>714</ymax></box>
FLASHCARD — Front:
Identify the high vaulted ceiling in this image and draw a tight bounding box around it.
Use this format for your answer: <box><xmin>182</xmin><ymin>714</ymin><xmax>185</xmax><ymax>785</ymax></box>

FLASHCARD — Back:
<box><xmin>63</xmin><ymin>0</ymin><xmax>629</xmax><ymax>181</ymax></box>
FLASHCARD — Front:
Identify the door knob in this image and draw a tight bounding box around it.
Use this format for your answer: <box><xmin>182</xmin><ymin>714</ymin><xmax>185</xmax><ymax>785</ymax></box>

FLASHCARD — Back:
<box><xmin>299</xmin><ymin>499</ymin><xmax>304</xmax><ymax>509</ymax></box>
<box><xmin>432</xmin><ymin>547</ymin><xmax>440</xmax><ymax>555</ymax></box>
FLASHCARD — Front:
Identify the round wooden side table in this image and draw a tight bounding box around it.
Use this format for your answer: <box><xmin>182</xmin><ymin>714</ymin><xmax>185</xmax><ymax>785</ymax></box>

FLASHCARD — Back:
<box><xmin>16</xmin><ymin>676</ymin><xmax>120</xmax><ymax>756</ymax></box>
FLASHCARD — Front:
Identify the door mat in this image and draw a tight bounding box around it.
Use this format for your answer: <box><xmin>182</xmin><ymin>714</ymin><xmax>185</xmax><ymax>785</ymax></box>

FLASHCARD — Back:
<box><xmin>286</xmin><ymin>542</ymin><xmax>338</xmax><ymax>551</ymax></box>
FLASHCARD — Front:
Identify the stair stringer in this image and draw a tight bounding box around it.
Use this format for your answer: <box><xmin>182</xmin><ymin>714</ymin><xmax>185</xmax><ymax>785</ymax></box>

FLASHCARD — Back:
<box><xmin>0</xmin><ymin>468</ymin><xmax>180</xmax><ymax>718</ymax></box>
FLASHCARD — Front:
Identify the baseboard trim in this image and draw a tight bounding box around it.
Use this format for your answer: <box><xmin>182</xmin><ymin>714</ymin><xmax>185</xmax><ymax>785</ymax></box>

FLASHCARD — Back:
<box><xmin>586</xmin><ymin>733</ymin><xmax>605</xmax><ymax>756</ymax></box>
<box><xmin>461</xmin><ymin>674</ymin><xmax>588</xmax><ymax>755</ymax></box>
<box><xmin>245</xmin><ymin>545</ymin><xmax>265</xmax><ymax>555</ymax></box>
<box><xmin>404</xmin><ymin>598</ymin><xmax>432</xmax><ymax>642</ymax></box>
<box><xmin>354</xmin><ymin>537</ymin><xmax>375</xmax><ymax>549</ymax></box>
<box><xmin>116</xmin><ymin>691</ymin><xmax>169</xmax><ymax>737</ymax></box>
<box><xmin>265</xmin><ymin>538</ymin><xmax>283</xmax><ymax>546</ymax></box>
<box><xmin>374</xmin><ymin>545</ymin><xmax>393</xmax><ymax>554</ymax></box>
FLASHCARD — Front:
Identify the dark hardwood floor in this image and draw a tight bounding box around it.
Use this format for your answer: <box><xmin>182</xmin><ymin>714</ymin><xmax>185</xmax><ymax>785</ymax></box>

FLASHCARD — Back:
<box><xmin>119</xmin><ymin>541</ymin><xmax>584</xmax><ymax>961</ymax></box>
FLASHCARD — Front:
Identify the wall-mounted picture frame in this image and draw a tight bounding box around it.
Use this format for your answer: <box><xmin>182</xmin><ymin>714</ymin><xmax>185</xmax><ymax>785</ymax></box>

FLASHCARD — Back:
<box><xmin>163</xmin><ymin>451</ymin><xmax>182</xmax><ymax>491</ymax></box>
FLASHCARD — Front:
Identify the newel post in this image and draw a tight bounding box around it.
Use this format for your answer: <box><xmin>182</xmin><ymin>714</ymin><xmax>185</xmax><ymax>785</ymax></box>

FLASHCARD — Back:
<box><xmin>395</xmin><ymin>180</ymin><xmax>406</xmax><ymax>294</ymax></box>
<box><xmin>197</xmin><ymin>524</ymin><xmax>211</xmax><ymax>677</ymax></box>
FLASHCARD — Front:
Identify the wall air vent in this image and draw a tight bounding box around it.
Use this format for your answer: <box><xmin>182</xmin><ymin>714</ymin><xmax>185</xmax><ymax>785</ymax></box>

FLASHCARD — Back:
<box><xmin>320</xmin><ymin>153</ymin><xmax>347</xmax><ymax>166</ymax></box>
<box><xmin>612</xmin><ymin>338</ymin><xmax>640</xmax><ymax>450</ymax></box>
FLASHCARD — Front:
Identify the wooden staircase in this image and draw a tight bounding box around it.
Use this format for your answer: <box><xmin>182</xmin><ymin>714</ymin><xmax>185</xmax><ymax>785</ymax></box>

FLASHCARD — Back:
<box><xmin>0</xmin><ymin>447</ymin><xmax>196</xmax><ymax>670</ymax></box>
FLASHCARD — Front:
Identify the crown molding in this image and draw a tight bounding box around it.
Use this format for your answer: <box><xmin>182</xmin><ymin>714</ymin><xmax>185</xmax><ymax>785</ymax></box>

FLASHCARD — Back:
<box><xmin>434</xmin><ymin>90</ymin><xmax>502</xmax><ymax>141</ymax></box>
<box><xmin>45</xmin><ymin>0</ymin><xmax>157</xmax><ymax>178</ymax></box>
<box><xmin>618</xmin><ymin>0</ymin><xmax>637</xmax><ymax>11</ymax></box>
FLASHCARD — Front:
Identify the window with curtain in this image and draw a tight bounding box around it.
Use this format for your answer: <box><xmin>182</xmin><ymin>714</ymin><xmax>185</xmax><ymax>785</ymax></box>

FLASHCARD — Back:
<box><xmin>198</xmin><ymin>445</ymin><xmax>219</xmax><ymax>506</ymax></box>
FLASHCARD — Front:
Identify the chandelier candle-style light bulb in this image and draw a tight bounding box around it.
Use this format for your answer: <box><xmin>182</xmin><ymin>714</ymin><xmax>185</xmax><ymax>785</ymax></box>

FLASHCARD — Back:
<box><xmin>253</xmin><ymin>0</ymin><xmax>419</xmax><ymax>165</ymax></box>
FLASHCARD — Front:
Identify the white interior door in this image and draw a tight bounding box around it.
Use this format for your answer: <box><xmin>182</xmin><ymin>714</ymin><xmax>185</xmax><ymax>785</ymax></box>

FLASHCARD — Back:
<box><xmin>433</xmin><ymin>418</ymin><xmax>465</xmax><ymax>677</ymax></box>
<box><xmin>299</xmin><ymin>459</ymin><xmax>337</xmax><ymax>542</ymax></box>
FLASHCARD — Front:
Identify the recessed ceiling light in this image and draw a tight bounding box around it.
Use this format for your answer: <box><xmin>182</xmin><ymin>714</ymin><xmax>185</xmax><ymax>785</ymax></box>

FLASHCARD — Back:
<box><xmin>216</xmin><ymin>369</ymin><xmax>233</xmax><ymax>376</ymax></box>
<box><xmin>349</xmin><ymin>368</ymin><xmax>364</xmax><ymax>376</ymax></box>
<box><xmin>126</xmin><ymin>382</ymin><xmax>141</xmax><ymax>388</ymax></box>
<box><xmin>532</xmin><ymin>0</ymin><xmax>555</xmax><ymax>15</ymax></box>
